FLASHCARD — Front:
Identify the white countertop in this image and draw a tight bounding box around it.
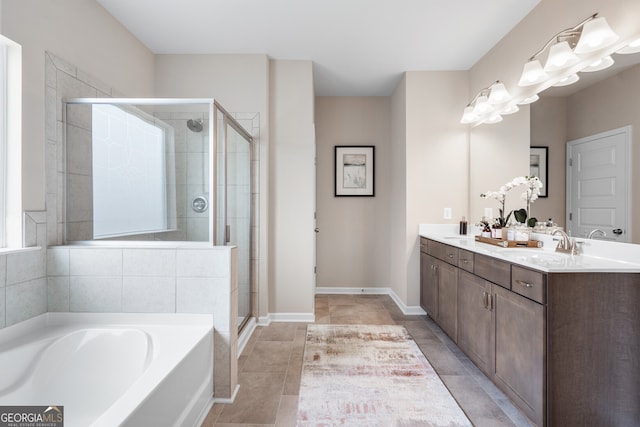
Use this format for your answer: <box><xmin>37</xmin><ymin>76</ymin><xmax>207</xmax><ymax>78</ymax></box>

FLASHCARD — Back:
<box><xmin>419</xmin><ymin>224</ymin><xmax>640</xmax><ymax>273</ymax></box>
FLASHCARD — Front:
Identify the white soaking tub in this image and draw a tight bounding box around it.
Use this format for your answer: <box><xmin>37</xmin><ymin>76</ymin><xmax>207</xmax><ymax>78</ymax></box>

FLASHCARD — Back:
<box><xmin>0</xmin><ymin>313</ymin><xmax>214</xmax><ymax>427</ymax></box>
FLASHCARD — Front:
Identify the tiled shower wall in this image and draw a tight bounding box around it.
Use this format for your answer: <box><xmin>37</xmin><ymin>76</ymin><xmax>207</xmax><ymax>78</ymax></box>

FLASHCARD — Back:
<box><xmin>0</xmin><ymin>212</ymin><xmax>48</xmax><ymax>329</ymax></box>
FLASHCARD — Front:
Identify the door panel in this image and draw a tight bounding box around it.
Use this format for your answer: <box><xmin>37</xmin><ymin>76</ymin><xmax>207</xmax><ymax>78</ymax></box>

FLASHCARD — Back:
<box><xmin>437</xmin><ymin>261</ymin><xmax>458</xmax><ymax>342</ymax></box>
<box><xmin>457</xmin><ymin>271</ymin><xmax>492</xmax><ymax>375</ymax></box>
<box><xmin>567</xmin><ymin>126</ymin><xmax>630</xmax><ymax>242</ymax></box>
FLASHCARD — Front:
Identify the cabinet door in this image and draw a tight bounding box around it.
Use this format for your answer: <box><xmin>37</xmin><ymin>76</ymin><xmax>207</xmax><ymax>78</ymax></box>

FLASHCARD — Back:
<box><xmin>420</xmin><ymin>252</ymin><xmax>437</xmax><ymax>319</ymax></box>
<box><xmin>457</xmin><ymin>271</ymin><xmax>492</xmax><ymax>374</ymax></box>
<box><xmin>437</xmin><ymin>260</ymin><xmax>458</xmax><ymax>342</ymax></box>
<box><xmin>492</xmin><ymin>285</ymin><xmax>545</xmax><ymax>427</ymax></box>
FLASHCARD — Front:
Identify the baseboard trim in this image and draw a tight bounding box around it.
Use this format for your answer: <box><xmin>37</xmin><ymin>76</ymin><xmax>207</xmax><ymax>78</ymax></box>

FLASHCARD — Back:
<box><xmin>257</xmin><ymin>312</ymin><xmax>316</xmax><ymax>326</ymax></box>
<box><xmin>213</xmin><ymin>384</ymin><xmax>240</xmax><ymax>404</ymax></box>
<box><xmin>253</xmin><ymin>288</ymin><xmax>425</xmax><ymax>327</ymax></box>
<box><xmin>316</xmin><ymin>286</ymin><xmax>426</xmax><ymax>316</ymax></box>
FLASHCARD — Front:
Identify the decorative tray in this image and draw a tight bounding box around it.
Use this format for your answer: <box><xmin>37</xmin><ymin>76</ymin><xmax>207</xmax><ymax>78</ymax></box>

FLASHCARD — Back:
<box><xmin>474</xmin><ymin>235</ymin><xmax>543</xmax><ymax>248</ymax></box>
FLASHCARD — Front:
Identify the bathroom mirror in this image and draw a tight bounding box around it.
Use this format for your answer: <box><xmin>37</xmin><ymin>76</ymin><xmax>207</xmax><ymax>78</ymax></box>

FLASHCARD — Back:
<box><xmin>64</xmin><ymin>99</ymin><xmax>214</xmax><ymax>242</ymax></box>
<box><xmin>535</xmin><ymin>51</ymin><xmax>640</xmax><ymax>244</ymax></box>
<box><xmin>471</xmin><ymin>51</ymin><xmax>640</xmax><ymax>244</ymax></box>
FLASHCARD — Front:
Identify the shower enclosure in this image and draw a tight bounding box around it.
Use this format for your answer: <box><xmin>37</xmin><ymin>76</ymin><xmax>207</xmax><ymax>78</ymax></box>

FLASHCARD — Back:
<box><xmin>63</xmin><ymin>98</ymin><xmax>254</xmax><ymax>331</ymax></box>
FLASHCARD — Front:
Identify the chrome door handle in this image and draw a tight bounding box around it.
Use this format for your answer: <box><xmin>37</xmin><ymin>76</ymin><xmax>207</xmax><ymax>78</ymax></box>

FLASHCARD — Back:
<box><xmin>515</xmin><ymin>280</ymin><xmax>534</xmax><ymax>288</ymax></box>
<box><xmin>314</xmin><ymin>228</ymin><xmax>319</xmax><ymax>233</ymax></box>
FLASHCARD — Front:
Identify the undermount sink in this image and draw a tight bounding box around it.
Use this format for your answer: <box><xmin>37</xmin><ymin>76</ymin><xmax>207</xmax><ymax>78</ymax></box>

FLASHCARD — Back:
<box><xmin>496</xmin><ymin>248</ymin><xmax>572</xmax><ymax>265</ymax></box>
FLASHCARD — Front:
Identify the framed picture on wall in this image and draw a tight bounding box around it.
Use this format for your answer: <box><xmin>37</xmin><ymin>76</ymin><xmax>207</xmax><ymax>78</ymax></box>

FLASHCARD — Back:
<box><xmin>530</xmin><ymin>146</ymin><xmax>548</xmax><ymax>197</ymax></box>
<box><xmin>334</xmin><ymin>146</ymin><xmax>375</xmax><ymax>197</ymax></box>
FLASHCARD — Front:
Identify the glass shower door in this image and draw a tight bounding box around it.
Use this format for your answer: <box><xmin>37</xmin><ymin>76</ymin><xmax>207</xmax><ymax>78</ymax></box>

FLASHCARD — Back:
<box><xmin>224</xmin><ymin>119</ymin><xmax>252</xmax><ymax>331</ymax></box>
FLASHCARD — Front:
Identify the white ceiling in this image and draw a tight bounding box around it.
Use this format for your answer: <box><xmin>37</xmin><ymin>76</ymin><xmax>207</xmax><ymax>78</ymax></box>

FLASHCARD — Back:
<box><xmin>96</xmin><ymin>0</ymin><xmax>541</xmax><ymax>96</ymax></box>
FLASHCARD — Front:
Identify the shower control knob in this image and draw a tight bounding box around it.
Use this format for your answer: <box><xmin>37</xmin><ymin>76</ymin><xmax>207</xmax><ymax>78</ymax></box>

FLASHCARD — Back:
<box><xmin>192</xmin><ymin>196</ymin><xmax>209</xmax><ymax>213</ymax></box>
<box><xmin>612</xmin><ymin>228</ymin><xmax>623</xmax><ymax>235</ymax></box>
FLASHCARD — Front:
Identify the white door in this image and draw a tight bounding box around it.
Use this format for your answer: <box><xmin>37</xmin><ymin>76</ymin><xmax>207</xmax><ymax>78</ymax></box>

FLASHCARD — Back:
<box><xmin>566</xmin><ymin>126</ymin><xmax>631</xmax><ymax>242</ymax></box>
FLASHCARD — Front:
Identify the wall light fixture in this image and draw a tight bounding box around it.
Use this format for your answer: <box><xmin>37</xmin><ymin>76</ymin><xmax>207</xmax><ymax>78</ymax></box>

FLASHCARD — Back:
<box><xmin>461</xmin><ymin>13</ymin><xmax>640</xmax><ymax>126</ymax></box>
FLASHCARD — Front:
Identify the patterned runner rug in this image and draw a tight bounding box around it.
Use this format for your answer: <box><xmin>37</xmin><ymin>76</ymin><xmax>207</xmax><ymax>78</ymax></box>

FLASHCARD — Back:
<box><xmin>297</xmin><ymin>324</ymin><xmax>472</xmax><ymax>426</ymax></box>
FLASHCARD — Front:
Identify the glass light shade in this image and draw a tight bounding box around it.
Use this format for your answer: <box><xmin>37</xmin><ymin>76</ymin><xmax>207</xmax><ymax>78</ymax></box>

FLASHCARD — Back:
<box><xmin>488</xmin><ymin>82</ymin><xmax>512</xmax><ymax>104</ymax></box>
<box><xmin>581</xmin><ymin>55</ymin><xmax>614</xmax><ymax>72</ymax></box>
<box><xmin>574</xmin><ymin>17</ymin><xmax>619</xmax><ymax>54</ymax></box>
<box><xmin>484</xmin><ymin>114</ymin><xmax>503</xmax><ymax>124</ymax></box>
<box><xmin>501</xmin><ymin>104</ymin><xmax>520</xmax><ymax>115</ymax></box>
<box><xmin>518</xmin><ymin>60</ymin><xmax>548</xmax><ymax>86</ymax></box>
<box><xmin>552</xmin><ymin>73</ymin><xmax>579</xmax><ymax>87</ymax></box>
<box><xmin>617</xmin><ymin>37</ymin><xmax>640</xmax><ymax>54</ymax></box>
<box><xmin>544</xmin><ymin>41</ymin><xmax>580</xmax><ymax>71</ymax></box>
<box><xmin>519</xmin><ymin>94</ymin><xmax>539</xmax><ymax>105</ymax></box>
<box><xmin>460</xmin><ymin>106</ymin><xmax>476</xmax><ymax>124</ymax></box>
<box><xmin>473</xmin><ymin>95</ymin><xmax>493</xmax><ymax>115</ymax></box>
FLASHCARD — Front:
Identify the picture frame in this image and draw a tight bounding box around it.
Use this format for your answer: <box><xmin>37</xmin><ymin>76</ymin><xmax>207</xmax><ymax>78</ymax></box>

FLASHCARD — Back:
<box><xmin>334</xmin><ymin>145</ymin><xmax>375</xmax><ymax>197</ymax></box>
<box><xmin>530</xmin><ymin>146</ymin><xmax>548</xmax><ymax>198</ymax></box>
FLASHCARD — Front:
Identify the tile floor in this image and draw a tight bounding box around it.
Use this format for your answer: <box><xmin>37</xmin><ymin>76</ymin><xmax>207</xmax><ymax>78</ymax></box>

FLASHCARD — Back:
<box><xmin>202</xmin><ymin>294</ymin><xmax>535</xmax><ymax>427</ymax></box>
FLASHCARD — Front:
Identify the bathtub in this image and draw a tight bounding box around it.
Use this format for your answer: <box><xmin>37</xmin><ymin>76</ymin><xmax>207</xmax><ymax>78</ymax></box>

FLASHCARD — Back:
<box><xmin>0</xmin><ymin>313</ymin><xmax>214</xmax><ymax>427</ymax></box>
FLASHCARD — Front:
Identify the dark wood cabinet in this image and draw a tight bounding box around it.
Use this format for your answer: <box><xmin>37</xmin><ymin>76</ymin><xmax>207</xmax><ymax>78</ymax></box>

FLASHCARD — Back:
<box><xmin>492</xmin><ymin>284</ymin><xmax>544</xmax><ymax>426</ymax></box>
<box><xmin>421</xmin><ymin>237</ymin><xmax>640</xmax><ymax>427</ymax></box>
<box><xmin>546</xmin><ymin>272</ymin><xmax>640</xmax><ymax>426</ymax></box>
<box><xmin>420</xmin><ymin>251</ymin><xmax>438</xmax><ymax>319</ymax></box>
<box><xmin>457</xmin><ymin>270</ymin><xmax>492</xmax><ymax>374</ymax></box>
<box><xmin>437</xmin><ymin>260</ymin><xmax>458</xmax><ymax>341</ymax></box>
<box><xmin>420</xmin><ymin>238</ymin><xmax>458</xmax><ymax>342</ymax></box>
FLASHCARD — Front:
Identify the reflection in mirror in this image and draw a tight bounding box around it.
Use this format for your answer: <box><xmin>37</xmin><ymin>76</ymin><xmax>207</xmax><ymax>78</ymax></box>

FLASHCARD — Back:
<box><xmin>64</xmin><ymin>99</ymin><xmax>212</xmax><ymax>242</ymax></box>
<box><xmin>532</xmin><ymin>51</ymin><xmax>640</xmax><ymax>243</ymax></box>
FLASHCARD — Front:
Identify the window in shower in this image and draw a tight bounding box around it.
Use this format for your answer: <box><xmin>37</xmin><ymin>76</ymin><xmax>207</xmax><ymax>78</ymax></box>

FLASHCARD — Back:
<box><xmin>0</xmin><ymin>35</ymin><xmax>22</xmax><ymax>248</ymax></box>
<box><xmin>91</xmin><ymin>104</ymin><xmax>176</xmax><ymax>239</ymax></box>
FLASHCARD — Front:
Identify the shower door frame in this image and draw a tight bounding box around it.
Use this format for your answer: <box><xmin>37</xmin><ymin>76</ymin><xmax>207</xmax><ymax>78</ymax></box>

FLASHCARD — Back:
<box><xmin>62</xmin><ymin>98</ymin><xmax>254</xmax><ymax>242</ymax></box>
<box><xmin>214</xmin><ymin>101</ymin><xmax>255</xmax><ymax>332</ymax></box>
<box><xmin>62</xmin><ymin>97</ymin><xmax>255</xmax><ymax>332</ymax></box>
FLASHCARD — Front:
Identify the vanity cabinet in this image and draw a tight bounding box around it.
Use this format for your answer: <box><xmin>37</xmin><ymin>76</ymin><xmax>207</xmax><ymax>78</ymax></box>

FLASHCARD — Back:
<box><xmin>457</xmin><ymin>269</ymin><xmax>544</xmax><ymax>426</ymax></box>
<box><xmin>422</xmin><ymin>238</ymin><xmax>544</xmax><ymax>426</ymax></box>
<box><xmin>421</xmin><ymin>237</ymin><xmax>640</xmax><ymax>426</ymax></box>
<box><xmin>420</xmin><ymin>239</ymin><xmax>458</xmax><ymax>342</ymax></box>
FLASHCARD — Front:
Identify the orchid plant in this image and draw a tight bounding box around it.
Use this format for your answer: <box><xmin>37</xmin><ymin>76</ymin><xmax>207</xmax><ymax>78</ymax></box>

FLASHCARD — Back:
<box><xmin>481</xmin><ymin>176</ymin><xmax>543</xmax><ymax>227</ymax></box>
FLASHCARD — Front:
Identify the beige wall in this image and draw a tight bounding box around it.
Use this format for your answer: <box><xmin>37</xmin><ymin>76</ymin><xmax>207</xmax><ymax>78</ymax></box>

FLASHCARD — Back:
<box><xmin>390</xmin><ymin>71</ymin><xmax>469</xmax><ymax>307</ymax></box>
<box><xmin>531</xmin><ymin>97</ymin><xmax>567</xmax><ymax>227</ymax></box>
<box><xmin>268</xmin><ymin>60</ymin><xmax>315</xmax><ymax>317</ymax></box>
<box><xmin>470</xmin><ymin>109</ymin><xmax>531</xmax><ymax>221</ymax></box>
<box><xmin>1</xmin><ymin>0</ymin><xmax>155</xmax><ymax>211</ymax></box>
<box><xmin>390</xmin><ymin>76</ymin><xmax>408</xmax><ymax>302</ymax></box>
<box><xmin>315</xmin><ymin>97</ymin><xmax>391</xmax><ymax>289</ymax></box>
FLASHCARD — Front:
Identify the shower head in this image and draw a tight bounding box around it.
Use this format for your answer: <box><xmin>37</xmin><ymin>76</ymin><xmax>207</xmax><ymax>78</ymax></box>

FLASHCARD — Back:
<box><xmin>187</xmin><ymin>118</ymin><xmax>204</xmax><ymax>133</ymax></box>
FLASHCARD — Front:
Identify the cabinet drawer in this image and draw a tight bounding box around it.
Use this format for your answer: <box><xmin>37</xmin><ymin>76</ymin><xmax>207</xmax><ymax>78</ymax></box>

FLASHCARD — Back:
<box><xmin>474</xmin><ymin>254</ymin><xmax>510</xmax><ymax>289</ymax></box>
<box><xmin>458</xmin><ymin>249</ymin><xmax>474</xmax><ymax>272</ymax></box>
<box><xmin>511</xmin><ymin>265</ymin><xmax>546</xmax><ymax>304</ymax></box>
<box><xmin>420</xmin><ymin>237</ymin><xmax>429</xmax><ymax>254</ymax></box>
<box><xmin>430</xmin><ymin>240</ymin><xmax>459</xmax><ymax>265</ymax></box>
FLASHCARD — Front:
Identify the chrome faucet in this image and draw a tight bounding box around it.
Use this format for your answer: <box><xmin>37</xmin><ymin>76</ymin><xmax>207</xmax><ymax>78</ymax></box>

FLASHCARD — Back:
<box><xmin>588</xmin><ymin>229</ymin><xmax>606</xmax><ymax>239</ymax></box>
<box><xmin>553</xmin><ymin>229</ymin><xmax>580</xmax><ymax>255</ymax></box>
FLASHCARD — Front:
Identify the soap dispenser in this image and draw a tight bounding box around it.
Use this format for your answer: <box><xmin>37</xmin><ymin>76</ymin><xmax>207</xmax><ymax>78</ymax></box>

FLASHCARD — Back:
<box><xmin>459</xmin><ymin>217</ymin><xmax>468</xmax><ymax>235</ymax></box>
